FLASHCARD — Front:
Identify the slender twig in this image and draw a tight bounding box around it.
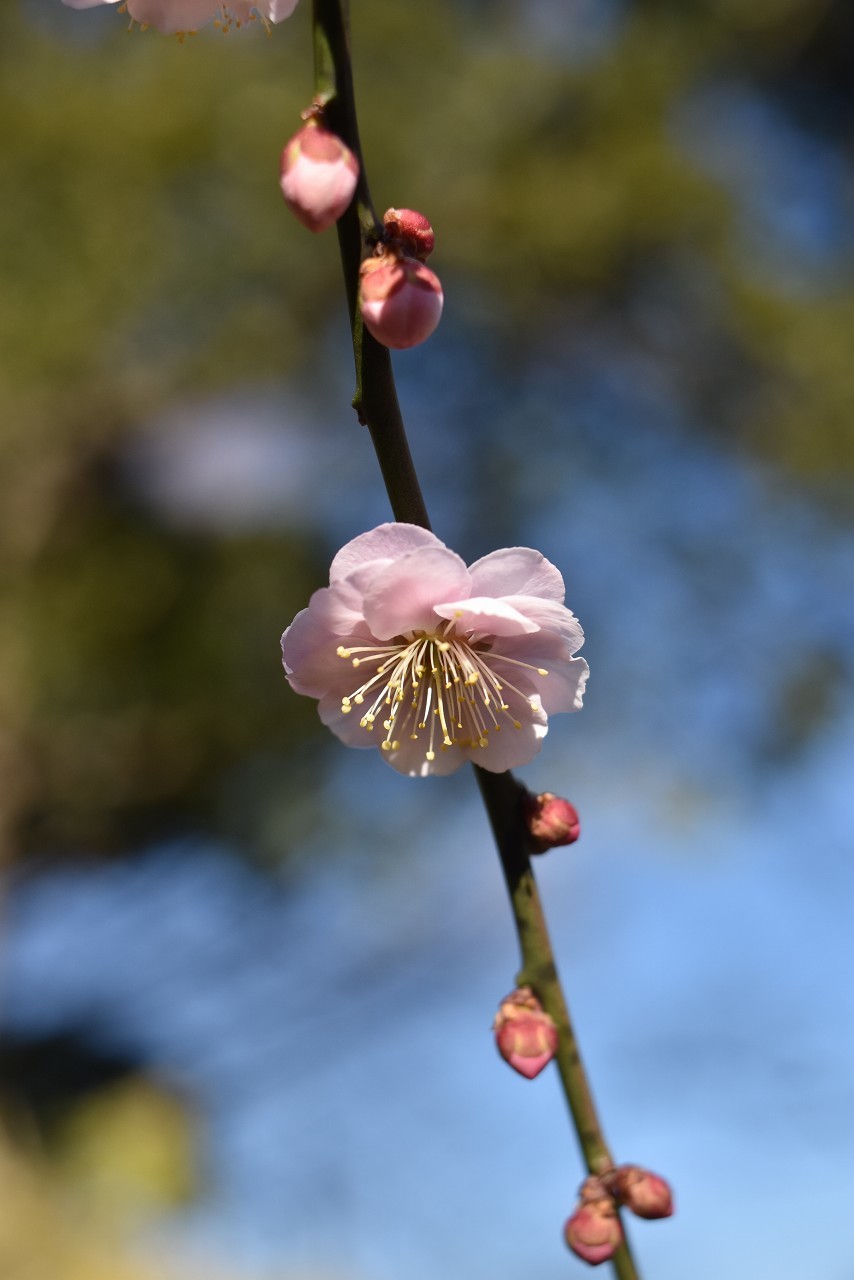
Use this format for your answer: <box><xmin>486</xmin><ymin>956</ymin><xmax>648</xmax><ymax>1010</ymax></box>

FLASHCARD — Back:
<box><xmin>474</xmin><ymin>770</ymin><xmax>640</xmax><ymax>1280</ymax></box>
<box><xmin>312</xmin><ymin>0</ymin><xmax>431</xmax><ymax>528</ymax></box>
<box><xmin>310</xmin><ymin>4</ymin><xmax>640</xmax><ymax>1276</ymax></box>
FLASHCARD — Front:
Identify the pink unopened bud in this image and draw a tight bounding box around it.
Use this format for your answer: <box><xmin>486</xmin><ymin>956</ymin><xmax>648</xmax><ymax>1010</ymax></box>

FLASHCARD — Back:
<box><xmin>493</xmin><ymin>987</ymin><xmax>558</xmax><ymax>1079</ymax></box>
<box><xmin>383</xmin><ymin>207</ymin><xmax>435</xmax><ymax>261</ymax></box>
<box><xmin>564</xmin><ymin>1200</ymin><xmax>623</xmax><ymax>1267</ymax></box>
<box><xmin>612</xmin><ymin>1165</ymin><xmax>674</xmax><ymax>1220</ymax></box>
<box><xmin>279</xmin><ymin>122</ymin><xmax>359</xmax><ymax>233</ymax></box>
<box><xmin>524</xmin><ymin>791</ymin><xmax>580</xmax><ymax>853</ymax></box>
<box><xmin>359</xmin><ymin>255</ymin><xmax>443</xmax><ymax>350</ymax></box>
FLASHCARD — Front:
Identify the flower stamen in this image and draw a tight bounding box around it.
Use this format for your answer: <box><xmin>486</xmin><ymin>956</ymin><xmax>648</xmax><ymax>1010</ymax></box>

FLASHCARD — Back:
<box><xmin>337</xmin><ymin>627</ymin><xmax>549</xmax><ymax>764</ymax></box>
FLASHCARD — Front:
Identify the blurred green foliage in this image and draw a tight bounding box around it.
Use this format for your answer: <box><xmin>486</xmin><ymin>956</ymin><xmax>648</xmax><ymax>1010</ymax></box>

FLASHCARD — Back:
<box><xmin>0</xmin><ymin>1088</ymin><xmax>312</xmax><ymax>1280</ymax></box>
<box><xmin>1</xmin><ymin>0</ymin><xmax>852</xmax><ymax>862</ymax></box>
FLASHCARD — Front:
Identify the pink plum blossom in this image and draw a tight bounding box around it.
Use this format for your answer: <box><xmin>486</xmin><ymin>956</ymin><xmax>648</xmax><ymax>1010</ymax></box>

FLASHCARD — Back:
<box><xmin>281</xmin><ymin>523</ymin><xmax>588</xmax><ymax>777</ymax></box>
<box><xmin>61</xmin><ymin>0</ymin><xmax>298</xmax><ymax>35</ymax></box>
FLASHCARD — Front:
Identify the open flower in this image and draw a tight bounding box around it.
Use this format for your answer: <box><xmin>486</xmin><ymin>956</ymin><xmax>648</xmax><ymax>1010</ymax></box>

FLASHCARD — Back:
<box><xmin>61</xmin><ymin>0</ymin><xmax>298</xmax><ymax>35</ymax></box>
<box><xmin>281</xmin><ymin>523</ymin><xmax>588</xmax><ymax>777</ymax></box>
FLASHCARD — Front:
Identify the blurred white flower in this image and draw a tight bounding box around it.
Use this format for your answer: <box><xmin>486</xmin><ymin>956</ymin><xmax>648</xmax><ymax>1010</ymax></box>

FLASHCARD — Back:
<box><xmin>61</xmin><ymin>0</ymin><xmax>298</xmax><ymax>36</ymax></box>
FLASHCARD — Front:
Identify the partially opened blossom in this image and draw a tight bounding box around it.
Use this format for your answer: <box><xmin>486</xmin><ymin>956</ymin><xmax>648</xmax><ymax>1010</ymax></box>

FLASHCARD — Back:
<box><xmin>61</xmin><ymin>0</ymin><xmax>298</xmax><ymax>35</ymax></box>
<box><xmin>493</xmin><ymin>987</ymin><xmax>558</xmax><ymax>1078</ymax></box>
<box><xmin>564</xmin><ymin>1199</ymin><xmax>623</xmax><ymax>1266</ymax></box>
<box><xmin>281</xmin><ymin>523</ymin><xmax>588</xmax><ymax>777</ymax></box>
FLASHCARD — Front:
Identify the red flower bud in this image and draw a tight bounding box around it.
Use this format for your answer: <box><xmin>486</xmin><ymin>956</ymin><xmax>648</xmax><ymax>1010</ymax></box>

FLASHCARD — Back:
<box><xmin>612</xmin><ymin>1165</ymin><xmax>674</xmax><ymax>1220</ymax></box>
<box><xmin>279</xmin><ymin>122</ymin><xmax>359</xmax><ymax>233</ymax></box>
<box><xmin>383</xmin><ymin>207</ymin><xmax>435</xmax><ymax>261</ymax></box>
<box><xmin>493</xmin><ymin>987</ymin><xmax>558</xmax><ymax>1079</ymax></box>
<box><xmin>524</xmin><ymin>791</ymin><xmax>580</xmax><ymax>853</ymax></box>
<box><xmin>564</xmin><ymin>1199</ymin><xmax>623</xmax><ymax>1266</ymax></box>
<box><xmin>359</xmin><ymin>255</ymin><xmax>443</xmax><ymax>350</ymax></box>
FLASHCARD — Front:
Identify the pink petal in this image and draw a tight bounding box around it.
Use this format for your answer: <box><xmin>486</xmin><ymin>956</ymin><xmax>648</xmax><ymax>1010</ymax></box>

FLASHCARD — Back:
<box><xmin>506</xmin><ymin>1048</ymin><xmax>554</xmax><ymax>1079</ymax></box>
<box><xmin>362</xmin><ymin>545</ymin><xmax>471</xmax><ymax>640</ymax></box>
<box><xmin>459</xmin><ymin>689</ymin><xmax>548</xmax><ymax>773</ymax></box>
<box><xmin>62</xmin><ymin>0</ymin><xmax>121</xmax><ymax>8</ymax></box>
<box><xmin>385</xmin><ymin>736</ymin><xmax>468</xmax><ymax>778</ymax></box>
<box><xmin>262</xmin><ymin>0</ymin><xmax>300</xmax><ymax>17</ymax></box>
<box><xmin>317</xmin><ymin>692</ymin><xmax>379</xmax><ymax>750</ymax></box>
<box><xmin>433</xmin><ymin>596</ymin><xmax>540</xmax><ymax>637</ymax></box>
<box><xmin>281</xmin><ymin>588</ymin><xmax>371</xmax><ymax>697</ymax></box>
<box><xmin>329</xmin><ymin>523</ymin><xmax>441</xmax><ymax>583</ymax></box>
<box><xmin>234</xmin><ymin>0</ymin><xmax>298</xmax><ymax>20</ymax></box>
<box><xmin>467</xmin><ymin>547</ymin><xmax>565</xmax><ymax>603</ymax></box>
<box><xmin>500</xmin><ymin>596</ymin><xmax>585</xmax><ymax>650</ymax></box>
<box><xmin>533</xmin><ymin>656</ymin><xmax>589</xmax><ymax>713</ymax></box>
<box><xmin>126</xmin><ymin>0</ymin><xmax>217</xmax><ymax>31</ymax></box>
<box><xmin>490</xmin><ymin>631</ymin><xmax>589</xmax><ymax>713</ymax></box>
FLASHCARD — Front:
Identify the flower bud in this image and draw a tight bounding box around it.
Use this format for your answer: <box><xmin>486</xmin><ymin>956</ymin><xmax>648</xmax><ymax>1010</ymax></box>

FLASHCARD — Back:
<box><xmin>279</xmin><ymin>122</ymin><xmax>359</xmax><ymax>233</ymax></box>
<box><xmin>383</xmin><ymin>207</ymin><xmax>435</xmax><ymax>261</ymax></box>
<box><xmin>493</xmin><ymin>987</ymin><xmax>558</xmax><ymax>1079</ymax></box>
<box><xmin>564</xmin><ymin>1199</ymin><xmax>623</xmax><ymax>1266</ymax></box>
<box><xmin>524</xmin><ymin>791</ymin><xmax>580</xmax><ymax>853</ymax></box>
<box><xmin>359</xmin><ymin>255</ymin><xmax>443</xmax><ymax>350</ymax></box>
<box><xmin>612</xmin><ymin>1165</ymin><xmax>674</xmax><ymax>1219</ymax></box>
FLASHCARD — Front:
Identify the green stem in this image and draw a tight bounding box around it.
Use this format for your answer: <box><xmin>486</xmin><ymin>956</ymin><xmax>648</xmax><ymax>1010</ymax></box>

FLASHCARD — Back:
<box><xmin>474</xmin><ymin>770</ymin><xmax>640</xmax><ymax>1280</ymax></box>
<box><xmin>310</xmin><ymin>3</ymin><xmax>640</xmax><ymax>1276</ymax></box>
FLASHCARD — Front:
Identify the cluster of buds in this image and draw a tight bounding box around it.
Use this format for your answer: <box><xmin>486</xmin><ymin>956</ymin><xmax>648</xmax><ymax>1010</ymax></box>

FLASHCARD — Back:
<box><xmin>523</xmin><ymin>790</ymin><xmax>581</xmax><ymax>854</ymax></box>
<box><xmin>563</xmin><ymin>1166</ymin><xmax>674</xmax><ymax>1267</ymax></box>
<box><xmin>280</xmin><ymin>113</ymin><xmax>443</xmax><ymax>351</ymax></box>
<box><xmin>493</xmin><ymin>986</ymin><xmax>558</xmax><ymax>1079</ymax></box>
<box><xmin>279</xmin><ymin>112</ymin><xmax>359</xmax><ymax>234</ymax></box>
<box><xmin>359</xmin><ymin>208</ymin><xmax>444</xmax><ymax>350</ymax></box>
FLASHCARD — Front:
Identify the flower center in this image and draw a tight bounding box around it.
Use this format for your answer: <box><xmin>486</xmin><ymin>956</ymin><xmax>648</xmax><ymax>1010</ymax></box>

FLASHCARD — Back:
<box><xmin>336</xmin><ymin>620</ymin><xmax>548</xmax><ymax>761</ymax></box>
<box><xmin>117</xmin><ymin>4</ymin><xmax>270</xmax><ymax>37</ymax></box>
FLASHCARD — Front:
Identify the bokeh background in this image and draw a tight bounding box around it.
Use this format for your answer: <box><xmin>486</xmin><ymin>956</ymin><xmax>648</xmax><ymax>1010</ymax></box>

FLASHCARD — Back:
<box><xmin>2</xmin><ymin>1</ymin><xmax>854</xmax><ymax>1277</ymax></box>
